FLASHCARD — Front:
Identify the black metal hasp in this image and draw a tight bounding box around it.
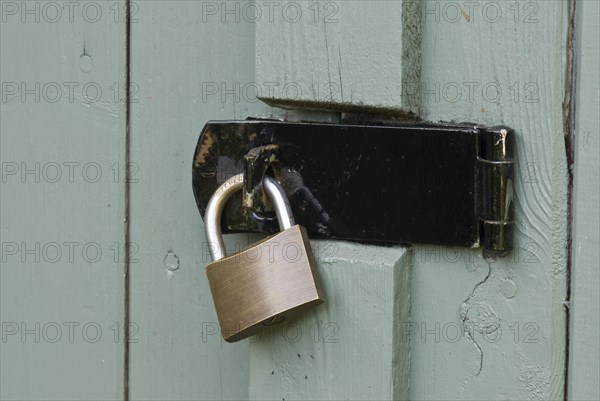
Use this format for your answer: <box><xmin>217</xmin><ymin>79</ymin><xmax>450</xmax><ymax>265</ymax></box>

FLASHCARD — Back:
<box><xmin>192</xmin><ymin>119</ymin><xmax>515</xmax><ymax>256</ymax></box>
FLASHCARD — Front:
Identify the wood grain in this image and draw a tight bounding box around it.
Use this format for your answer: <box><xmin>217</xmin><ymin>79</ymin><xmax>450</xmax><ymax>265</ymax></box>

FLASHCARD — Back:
<box><xmin>411</xmin><ymin>1</ymin><xmax>570</xmax><ymax>399</ymax></box>
<box><xmin>255</xmin><ymin>0</ymin><xmax>421</xmax><ymax>114</ymax></box>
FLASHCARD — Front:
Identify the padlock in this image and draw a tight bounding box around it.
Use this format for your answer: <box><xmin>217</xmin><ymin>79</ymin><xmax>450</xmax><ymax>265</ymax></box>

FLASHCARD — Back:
<box><xmin>204</xmin><ymin>173</ymin><xmax>325</xmax><ymax>343</ymax></box>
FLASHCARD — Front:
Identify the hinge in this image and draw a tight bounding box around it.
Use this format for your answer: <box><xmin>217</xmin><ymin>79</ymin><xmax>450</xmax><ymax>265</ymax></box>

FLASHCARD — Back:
<box><xmin>477</xmin><ymin>127</ymin><xmax>515</xmax><ymax>256</ymax></box>
<box><xmin>193</xmin><ymin>119</ymin><xmax>516</xmax><ymax>256</ymax></box>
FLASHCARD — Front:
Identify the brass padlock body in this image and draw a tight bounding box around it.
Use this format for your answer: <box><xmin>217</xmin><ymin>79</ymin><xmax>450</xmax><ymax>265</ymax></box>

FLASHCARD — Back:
<box><xmin>206</xmin><ymin>225</ymin><xmax>324</xmax><ymax>342</ymax></box>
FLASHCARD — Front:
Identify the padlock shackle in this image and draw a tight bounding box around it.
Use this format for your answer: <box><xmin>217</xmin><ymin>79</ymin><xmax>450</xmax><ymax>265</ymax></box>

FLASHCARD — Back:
<box><xmin>204</xmin><ymin>173</ymin><xmax>295</xmax><ymax>261</ymax></box>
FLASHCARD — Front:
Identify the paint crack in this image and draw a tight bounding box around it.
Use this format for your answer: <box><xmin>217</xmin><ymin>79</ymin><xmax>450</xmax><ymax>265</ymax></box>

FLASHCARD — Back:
<box><xmin>459</xmin><ymin>260</ymin><xmax>491</xmax><ymax>377</ymax></box>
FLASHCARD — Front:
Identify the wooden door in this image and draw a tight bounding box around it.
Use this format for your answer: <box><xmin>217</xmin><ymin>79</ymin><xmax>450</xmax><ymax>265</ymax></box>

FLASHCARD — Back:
<box><xmin>1</xmin><ymin>1</ymin><xmax>598</xmax><ymax>400</ymax></box>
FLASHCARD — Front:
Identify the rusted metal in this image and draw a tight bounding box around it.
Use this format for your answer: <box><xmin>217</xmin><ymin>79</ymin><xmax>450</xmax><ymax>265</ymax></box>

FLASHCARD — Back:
<box><xmin>242</xmin><ymin>144</ymin><xmax>281</xmax><ymax>213</ymax></box>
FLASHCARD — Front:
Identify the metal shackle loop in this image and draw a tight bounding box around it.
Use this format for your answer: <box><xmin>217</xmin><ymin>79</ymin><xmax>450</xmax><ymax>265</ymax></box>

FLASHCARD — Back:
<box><xmin>204</xmin><ymin>173</ymin><xmax>295</xmax><ymax>262</ymax></box>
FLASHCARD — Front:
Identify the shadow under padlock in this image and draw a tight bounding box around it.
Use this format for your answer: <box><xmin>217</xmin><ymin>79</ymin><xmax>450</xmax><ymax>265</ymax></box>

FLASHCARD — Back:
<box><xmin>204</xmin><ymin>173</ymin><xmax>325</xmax><ymax>343</ymax></box>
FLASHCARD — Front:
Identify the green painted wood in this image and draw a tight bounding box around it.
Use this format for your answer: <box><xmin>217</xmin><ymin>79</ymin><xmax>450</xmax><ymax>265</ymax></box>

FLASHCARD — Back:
<box><xmin>0</xmin><ymin>2</ymin><xmax>127</xmax><ymax>399</ymax></box>
<box><xmin>127</xmin><ymin>2</ymin><xmax>276</xmax><ymax>399</ymax></box>
<box><xmin>411</xmin><ymin>1</ymin><xmax>570</xmax><ymax>399</ymax></box>
<box><xmin>569</xmin><ymin>1</ymin><xmax>600</xmax><ymax>399</ymax></box>
<box><xmin>255</xmin><ymin>0</ymin><xmax>421</xmax><ymax>114</ymax></box>
<box><xmin>1</xmin><ymin>0</ymin><xmax>589</xmax><ymax>399</ymax></box>
<box><xmin>248</xmin><ymin>241</ymin><xmax>411</xmax><ymax>400</ymax></box>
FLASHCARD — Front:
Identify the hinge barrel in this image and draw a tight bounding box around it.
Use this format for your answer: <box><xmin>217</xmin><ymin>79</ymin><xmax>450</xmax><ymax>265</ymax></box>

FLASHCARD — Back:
<box><xmin>478</xmin><ymin>127</ymin><xmax>516</xmax><ymax>255</ymax></box>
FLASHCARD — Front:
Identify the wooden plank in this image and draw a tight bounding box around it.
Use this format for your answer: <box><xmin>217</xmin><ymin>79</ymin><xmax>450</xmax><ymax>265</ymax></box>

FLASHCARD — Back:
<box><xmin>127</xmin><ymin>2</ymin><xmax>275</xmax><ymax>399</ymax></box>
<box><xmin>410</xmin><ymin>1</ymin><xmax>570</xmax><ymax>399</ymax></box>
<box><xmin>568</xmin><ymin>0</ymin><xmax>600</xmax><ymax>399</ymax></box>
<box><xmin>248</xmin><ymin>241</ymin><xmax>411</xmax><ymax>400</ymax></box>
<box><xmin>0</xmin><ymin>2</ymin><xmax>127</xmax><ymax>399</ymax></box>
<box><xmin>255</xmin><ymin>0</ymin><xmax>421</xmax><ymax>114</ymax></box>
